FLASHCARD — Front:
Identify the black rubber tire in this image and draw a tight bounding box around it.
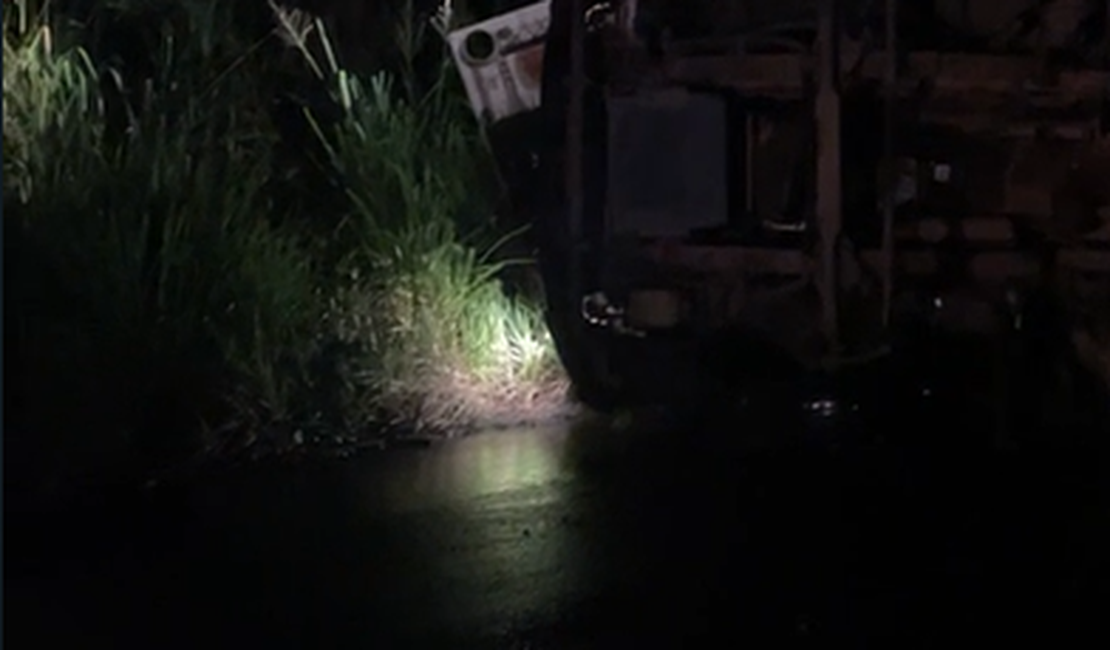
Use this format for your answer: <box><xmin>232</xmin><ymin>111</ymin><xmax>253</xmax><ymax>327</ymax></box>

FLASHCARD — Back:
<box><xmin>536</xmin><ymin>286</ymin><xmax>621</xmax><ymax>411</ymax></box>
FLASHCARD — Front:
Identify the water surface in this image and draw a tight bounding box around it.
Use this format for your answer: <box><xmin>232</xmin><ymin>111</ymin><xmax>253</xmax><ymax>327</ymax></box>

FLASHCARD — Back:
<box><xmin>8</xmin><ymin>416</ymin><xmax>1110</xmax><ymax>648</ymax></box>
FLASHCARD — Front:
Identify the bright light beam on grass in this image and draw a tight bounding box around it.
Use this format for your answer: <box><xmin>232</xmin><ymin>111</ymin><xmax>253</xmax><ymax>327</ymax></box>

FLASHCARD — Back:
<box><xmin>277</xmin><ymin>4</ymin><xmax>570</xmax><ymax>434</ymax></box>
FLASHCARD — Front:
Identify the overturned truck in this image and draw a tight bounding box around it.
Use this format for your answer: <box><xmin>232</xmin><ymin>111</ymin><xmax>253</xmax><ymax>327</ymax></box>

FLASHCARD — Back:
<box><xmin>447</xmin><ymin>0</ymin><xmax>1110</xmax><ymax>416</ymax></box>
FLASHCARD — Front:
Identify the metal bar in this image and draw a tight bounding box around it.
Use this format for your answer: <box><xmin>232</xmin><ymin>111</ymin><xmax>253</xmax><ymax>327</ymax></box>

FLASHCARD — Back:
<box><xmin>745</xmin><ymin>114</ymin><xmax>755</xmax><ymax>215</ymax></box>
<box><xmin>1034</xmin><ymin>1</ymin><xmax>1050</xmax><ymax>83</ymax></box>
<box><xmin>1106</xmin><ymin>0</ymin><xmax>1110</xmax><ymax>67</ymax></box>
<box><xmin>815</xmin><ymin>0</ymin><xmax>842</xmax><ymax>353</ymax></box>
<box><xmin>667</xmin><ymin>52</ymin><xmax>1110</xmax><ymax>96</ymax></box>
<box><xmin>880</xmin><ymin>0</ymin><xmax>897</xmax><ymax>329</ymax></box>
<box><xmin>567</xmin><ymin>0</ymin><xmax>586</xmax><ymax>308</ymax></box>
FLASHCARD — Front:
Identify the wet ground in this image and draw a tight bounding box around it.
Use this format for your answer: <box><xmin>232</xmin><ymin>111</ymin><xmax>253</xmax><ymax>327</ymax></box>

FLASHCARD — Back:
<box><xmin>7</xmin><ymin>400</ymin><xmax>1110</xmax><ymax>648</ymax></box>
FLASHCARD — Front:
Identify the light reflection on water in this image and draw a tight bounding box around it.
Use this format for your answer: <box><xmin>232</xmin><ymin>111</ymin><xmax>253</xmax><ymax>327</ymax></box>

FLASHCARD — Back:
<box><xmin>333</xmin><ymin>425</ymin><xmax>597</xmax><ymax>638</ymax></box>
<box><xmin>351</xmin><ymin>425</ymin><xmax>576</xmax><ymax>514</ymax></box>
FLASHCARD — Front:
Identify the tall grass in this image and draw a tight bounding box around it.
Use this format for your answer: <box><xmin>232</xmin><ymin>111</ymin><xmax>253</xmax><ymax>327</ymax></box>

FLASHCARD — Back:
<box><xmin>3</xmin><ymin>6</ymin><xmax>99</xmax><ymax>203</ymax></box>
<box><xmin>279</xmin><ymin>5</ymin><xmax>564</xmax><ymax>432</ymax></box>
<box><xmin>5</xmin><ymin>1</ymin><xmax>323</xmax><ymax>492</ymax></box>
<box><xmin>6</xmin><ymin>0</ymin><xmax>563</xmax><ymax>498</ymax></box>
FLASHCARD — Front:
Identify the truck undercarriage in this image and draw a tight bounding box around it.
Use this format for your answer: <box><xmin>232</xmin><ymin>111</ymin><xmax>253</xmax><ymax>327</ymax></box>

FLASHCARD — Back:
<box><xmin>448</xmin><ymin>0</ymin><xmax>1110</xmax><ymax>430</ymax></box>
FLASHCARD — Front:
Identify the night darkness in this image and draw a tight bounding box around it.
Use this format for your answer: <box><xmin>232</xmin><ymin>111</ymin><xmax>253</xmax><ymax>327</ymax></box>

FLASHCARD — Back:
<box><xmin>5</xmin><ymin>1</ymin><xmax>1110</xmax><ymax>648</ymax></box>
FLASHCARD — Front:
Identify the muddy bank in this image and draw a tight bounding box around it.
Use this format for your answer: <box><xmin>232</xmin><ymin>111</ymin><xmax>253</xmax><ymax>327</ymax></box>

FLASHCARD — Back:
<box><xmin>6</xmin><ymin>401</ymin><xmax>587</xmax><ymax>518</ymax></box>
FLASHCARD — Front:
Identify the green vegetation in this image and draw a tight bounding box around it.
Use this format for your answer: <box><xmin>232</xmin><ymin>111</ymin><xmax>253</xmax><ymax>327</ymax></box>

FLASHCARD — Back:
<box><xmin>5</xmin><ymin>0</ymin><xmax>564</xmax><ymax>500</ymax></box>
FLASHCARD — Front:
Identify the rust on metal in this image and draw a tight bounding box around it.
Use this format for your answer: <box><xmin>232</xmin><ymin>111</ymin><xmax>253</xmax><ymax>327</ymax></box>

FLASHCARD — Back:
<box><xmin>666</xmin><ymin>52</ymin><xmax>1109</xmax><ymax>103</ymax></box>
